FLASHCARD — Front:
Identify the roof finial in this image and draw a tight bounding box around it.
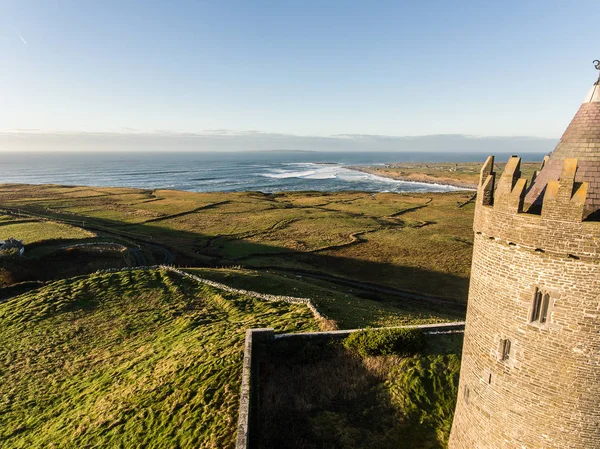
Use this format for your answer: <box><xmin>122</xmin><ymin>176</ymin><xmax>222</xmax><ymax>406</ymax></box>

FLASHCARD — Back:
<box><xmin>594</xmin><ymin>60</ymin><xmax>600</xmax><ymax>85</ymax></box>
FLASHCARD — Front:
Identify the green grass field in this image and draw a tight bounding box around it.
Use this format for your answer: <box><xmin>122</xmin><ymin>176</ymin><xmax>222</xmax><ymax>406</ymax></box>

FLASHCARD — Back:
<box><xmin>0</xmin><ymin>268</ymin><xmax>318</xmax><ymax>449</ymax></box>
<box><xmin>0</xmin><ymin>220</ymin><xmax>95</xmax><ymax>244</ymax></box>
<box><xmin>0</xmin><ymin>185</ymin><xmax>477</xmax><ymax>302</ymax></box>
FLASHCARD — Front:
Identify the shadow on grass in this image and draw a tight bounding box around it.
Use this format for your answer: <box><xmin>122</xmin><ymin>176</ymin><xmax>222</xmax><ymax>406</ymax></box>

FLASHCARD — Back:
<box><xmin>0</xmin><ymin>248</ymin><xmax>129</xmax><ymax>286</ymax></box>
<box><xmin>254</xmin><ymin>332</ymin><xmax>463</xmax><ymax>449</ymax></box>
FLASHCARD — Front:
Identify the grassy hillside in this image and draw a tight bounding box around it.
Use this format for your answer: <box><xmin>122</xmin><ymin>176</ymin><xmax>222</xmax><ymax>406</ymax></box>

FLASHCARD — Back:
<box><xmin>0</xmin><ymin>269</ymin><xmax>318</xmax><ymax>448</ymax></box>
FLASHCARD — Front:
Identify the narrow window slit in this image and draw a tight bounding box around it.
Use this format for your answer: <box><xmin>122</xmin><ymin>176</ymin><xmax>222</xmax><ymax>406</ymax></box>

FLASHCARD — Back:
<box><xmin>530</xmin><ymin>287</ymin><xmax>551</xmax><ymax>325</ymax></box>
<box><xmin>499</xmin><ymin>338</ymin><xmax>511</xmax><ymax>361</ymax></box>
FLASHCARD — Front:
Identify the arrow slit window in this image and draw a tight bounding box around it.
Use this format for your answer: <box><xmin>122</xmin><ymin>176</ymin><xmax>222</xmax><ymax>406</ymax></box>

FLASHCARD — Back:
<box><xmin>498</xmin><ymin>338</ymin><xmax>511</xmax><ymax>361</ymax></box>
<box><xmin>530</xmin><ymin>288</ymin><xmax>551</xmax><ymax>325</ymax></box>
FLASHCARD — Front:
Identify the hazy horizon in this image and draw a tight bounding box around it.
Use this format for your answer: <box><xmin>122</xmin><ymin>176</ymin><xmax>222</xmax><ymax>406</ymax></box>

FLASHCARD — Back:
<box><xmin>0</xmin><ymin>130</ymin><xmax>556</xmax><ymax>154</ymax></box>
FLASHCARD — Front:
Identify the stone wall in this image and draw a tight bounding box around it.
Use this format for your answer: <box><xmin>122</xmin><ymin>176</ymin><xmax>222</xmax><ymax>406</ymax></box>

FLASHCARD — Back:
<box><xmin>236</xmin><ymin>328</ymin><xmax>274</xmax><ymax>449</ymax></box>
<box><xmin>449</xmin><ymin>155</ymin><xmax>600</xmax><ymax>449</ymax></box>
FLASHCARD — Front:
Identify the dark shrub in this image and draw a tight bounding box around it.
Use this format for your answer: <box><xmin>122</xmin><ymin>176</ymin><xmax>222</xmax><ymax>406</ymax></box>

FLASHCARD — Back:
<box><xmin>343</xmin><ymin>327</ymin><xmax>426</xmax><ymax>357</ymax></box>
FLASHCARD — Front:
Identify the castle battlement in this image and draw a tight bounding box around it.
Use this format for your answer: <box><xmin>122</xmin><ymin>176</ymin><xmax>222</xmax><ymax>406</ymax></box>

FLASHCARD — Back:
<box><xmin>474</xmin><ymin>155</ymin><xmax>600</xmax><ymax>260</ymax></box>
<box><xmin>449</xmin><ymin>64</ymin><xmax>600</xmax><ymax>449</ymax></box>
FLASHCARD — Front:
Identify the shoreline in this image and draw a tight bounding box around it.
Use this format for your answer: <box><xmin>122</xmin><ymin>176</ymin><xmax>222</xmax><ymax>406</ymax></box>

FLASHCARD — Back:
<box><xmin>346</xmin><ymin>166</ymin><xmax>478</xmax><ymax>190</ymax></box>
<box><xmin>0</xmin><ymin>175</ymin><xmax>471</xmax><ymax>194</ymax></box>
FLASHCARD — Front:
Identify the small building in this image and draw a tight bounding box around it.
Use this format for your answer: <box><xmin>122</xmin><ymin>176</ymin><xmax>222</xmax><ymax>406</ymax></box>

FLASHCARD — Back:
<box><xmin>0</xmin><ymin>238</ymin><xmax>25</xmax><ymax>256</ymax></box>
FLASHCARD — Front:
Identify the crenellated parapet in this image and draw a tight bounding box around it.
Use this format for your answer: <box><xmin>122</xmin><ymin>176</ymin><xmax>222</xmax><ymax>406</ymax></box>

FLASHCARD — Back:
<box><xmin>474</xmin><ymin>155</ymin><xmax>600</xmax><ymax>260</ymax></box>
<box><xmin>541</xmin><ymin>158</ymin><xmax>589</xmax><ymax>222</ymax></box>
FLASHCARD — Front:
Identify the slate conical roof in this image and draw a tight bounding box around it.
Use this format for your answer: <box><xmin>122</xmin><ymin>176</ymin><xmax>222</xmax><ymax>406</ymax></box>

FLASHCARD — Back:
<box><xmin>524</xmin><ymin>69</ymin><xmax>600</xmax><ymax>219</ymax></box>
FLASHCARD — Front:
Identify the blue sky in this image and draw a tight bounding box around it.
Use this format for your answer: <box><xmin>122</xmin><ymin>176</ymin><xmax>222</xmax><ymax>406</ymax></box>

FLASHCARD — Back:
<box><xmin>1</xmin><ymin>0</ymin><xmax>599</xmax><ymax>140</ymax></box>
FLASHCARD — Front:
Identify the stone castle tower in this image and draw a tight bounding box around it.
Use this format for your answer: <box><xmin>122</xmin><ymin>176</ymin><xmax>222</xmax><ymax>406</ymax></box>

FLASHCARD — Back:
<box><xmin>449</xmin><ymin>65</ymin><xmax>600</xmax><ymax>448</ymax></box>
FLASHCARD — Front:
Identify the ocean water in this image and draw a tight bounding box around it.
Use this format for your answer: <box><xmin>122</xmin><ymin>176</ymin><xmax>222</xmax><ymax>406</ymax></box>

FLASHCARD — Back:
<box><xmin>1</xmin><ymin>151</ymin><xmax>544</xmax><ymax>193</ymax></box>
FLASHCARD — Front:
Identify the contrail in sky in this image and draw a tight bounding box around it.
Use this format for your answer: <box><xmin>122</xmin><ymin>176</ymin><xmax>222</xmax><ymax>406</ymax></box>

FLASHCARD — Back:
<box><xmin>13</xmin><ymin>27</ymin><xmax>27</xmax><ymax>45</ymax></box>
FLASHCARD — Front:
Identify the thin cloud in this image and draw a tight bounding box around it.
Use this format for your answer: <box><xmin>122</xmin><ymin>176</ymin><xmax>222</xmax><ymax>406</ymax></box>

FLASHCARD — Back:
<box><xmin>13</xmin><ymin>27</ymin><xmax>27</xmax><ymax>45</ymax></box>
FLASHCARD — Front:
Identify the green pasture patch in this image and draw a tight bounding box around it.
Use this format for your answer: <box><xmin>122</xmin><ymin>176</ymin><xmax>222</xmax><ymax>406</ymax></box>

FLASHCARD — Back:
<box><xmin>296</xmin><ymin>192</ymin><xmax>427</xmax><ymax>218</ymax></box>
<box><xmin>74</xmin><ymin>206</ymin><xmax>161</xmax><ymax>223</ymax></box>
<box><xmin>0</xmin><ymin>221</ymin><xmax>96</xmax><ymax>245</ymax></box>
<box><xmin>273</xmin><ymin>191</ymin><xmax>357</xmax><ymax>206</ymax></box>
<box><xmin>161</xmin><ymin>206</ymin><xmax>302</xmax><ymax>238</ymax></box>
<box><xmin>54</xmin><ymin>187</ymin><xmax>112</xmax><ymax>198</ymax></box>
<box><xmin>133</xmin><ymin>199</ymin><xmax>212</xmax><ymax>215</ymax></box>
<box><xmin>253</xmin><ymin>215</ymin><xmax>379</xmax><ymax>251</ymax></box>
